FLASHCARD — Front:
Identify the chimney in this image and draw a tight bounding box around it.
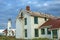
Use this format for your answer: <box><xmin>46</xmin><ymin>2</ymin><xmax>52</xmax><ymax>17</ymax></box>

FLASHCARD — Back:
<box><xmin>26</xmin><ymin>6</ymin><xmax>30</xmax><ymax>11</ymax></box>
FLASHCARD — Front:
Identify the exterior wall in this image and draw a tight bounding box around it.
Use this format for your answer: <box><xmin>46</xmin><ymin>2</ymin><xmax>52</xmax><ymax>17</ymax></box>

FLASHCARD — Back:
<box><xmin>16</xmin><ymin>10</ymin><xmax>51</xmax><ymax>39</ymax></box>
<box><xmin>57</xmin><ymin>29</ymin><xmax>60</xmax><ymax>39</ymax></box>
<box><xmin>31</xmin><ymin>17</ymin><xmax>46</xmax><ymax>28</ymax></box>
<box><xmin>16</xmin><ymin>10</ymin><xmax>32</xmax><ymax>39</ymax></box>
<box><xmin>16</xmin><ymin>18</ymin><xmax>24</xmax><ymax>39</ymax></box>
<box><xmin>24</xmin><ymin>11</ymin><xmax>32</xmax><ymax>39</ymax></box>
<box><xmin>51</xmin><ymin>30</ymin><xmax>53</xmax><ymax>39</ymax></box>
<box><xmin>30</xmin><ymin>16</ymin><xmax>46</xmax><ymax>39</ymax></box>
<box><xmin>39</xmin><ymin>28</ymin><xmax>51</xmax><ymax>39</ymax></box>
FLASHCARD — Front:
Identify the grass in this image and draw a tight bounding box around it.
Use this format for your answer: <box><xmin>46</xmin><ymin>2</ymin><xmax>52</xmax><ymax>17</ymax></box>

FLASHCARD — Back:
<box><xmin>32</xmin><ymin>38</ymin><xmax>51</xmax><ymax>40</ymax></box>
<box><xmin>0</xmin><ymin>36</ymin><xmax>16</xmax><ymax>40</ymax></box>
<box><xmin>0</xmin><ymin>36</ymin><xmax>52</xmax><ymax>40</ymax></box>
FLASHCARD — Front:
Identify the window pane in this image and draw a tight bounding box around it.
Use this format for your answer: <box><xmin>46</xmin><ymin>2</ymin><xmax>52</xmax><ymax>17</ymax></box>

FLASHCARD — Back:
<box><xmin>35</xmin><ymin>29</ymin><xmax>39</xmax><ymax>37</ymax></box>
<box><xmin>52</xmin><ymin>30</ymin><xmax>57</xmax><ymax>38</ymax></box>
<box><xmin>25</xmin><ymin>29</ymin><xmax>27</xmax><ymax>37</ymax></box>
<box><xmin>34</xmin><ymin>16</ymin><xmax>38</xmax><ymax>24</ymax></box>
<box><xmin>25</xmin><ymin>18</ymin><xmax>27</xmax><ymax>25</ymax></box>
<box><xmin>41</xmin><ymin>29</ymin><xmax>45</xmax><ymax>34</ymax></box>
<box><xmin>9</xmin><ymin>27</ymin><xmax>11</xmax><ymax>29</ymax></box>
<box><xmin>21</xmin><ymin>12</ymin><xmax>23</xmax><ymax>16</ymax></box>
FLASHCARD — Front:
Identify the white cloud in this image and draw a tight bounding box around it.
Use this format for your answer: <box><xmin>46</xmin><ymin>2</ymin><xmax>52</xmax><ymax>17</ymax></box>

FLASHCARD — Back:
<box><xmin>43</xmin><ymin>3</ymin><xmax>48</xmax><ymax>6</ymax></box>
<box><xmin>27</xmin><ymin>1</ymin><xmax>32</xmax><ymax>4</ymax></box>
<box><xmin>27</xmin><ymin>1</ymin><xmax>38</xmax><ymax>5</ymax></box>
<box><xmin>0</xmin><ymin>3</ymin><xmax>14</xmax><ymax>12</ymax></box>
<box><xmin>27</xmin><ymin>1</ymin><xmax>41</xmax><ymax>7</ymax></box>
<box><xmin>7</xmin><ymin>3</ymin><xmax>12</xmax><ymax>7</ymax></box>
<box><xmin>36</xmin><ymin>4</ymin><xmax>41</xmax><ymax>7</ymax></box>
<box><xmin>0</xmin><ymin>29</ymin><xmax>4</xmax><ymax>33</ymax></box>
<box><xmin>45</xmin><ymin>1</ymin><xmax>60</xmax><ymax>5</ymax></box>
<box><xmin>32</xmin><ymin>1</ymin><xmax>38</xmax><ymax>4</ymax></box>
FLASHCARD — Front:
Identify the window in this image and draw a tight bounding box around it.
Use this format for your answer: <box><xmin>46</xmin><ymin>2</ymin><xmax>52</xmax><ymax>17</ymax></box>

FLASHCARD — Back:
<box><xmin>9</xmin><ymin>27</ymin><xmax>11</xmax><ymax>29</ymax></box>
<box><xmin>35</xmin><ymin>29</ymin><xmax>39</xmax><ymax>37</ymax></box>
<box><xmin>52</xmin><ymin>30</ymin><xmax>57</xmax><ymax>38</ymax></box>
<box><xmin>34</xmin><ymin>16</ymin><xmax>38</xmax><ymax>24</ymax></box>
<box><xmin>9</xmin><ymin>30</ymin><xmax>11</xmax><ymax>32</ymax></box>
<box><xmin>41</xmin><ymin>29</ymin><xmax>45</xmax><ymax>34</ymax></box>
<box><xmin>25</xmin><ymin>29</ymin><xmax>27</xmax><ymax>37</ymax></box>
<box><xmin>21</xmin><ymin>12</ymin><xmax>23</xmax><ymax>17</ymax></box>
<box><xmin>9</xmin><ymin>34</ymin><xmax>11</xmax><ymax>36</ymax></box>
<box><xmin>47</xmin><ymin>28</ymin><xmax>51</xmax><ymax>34</ymax></box>
<box><xmin>44</xmin><ymin>17</ymin><xmax>47</xmax><ymax>21</ymax></box>
<box><xmin>25</xmin><ymin>18</ymin><xmax>27</xmax><ymax>25</ymax></box>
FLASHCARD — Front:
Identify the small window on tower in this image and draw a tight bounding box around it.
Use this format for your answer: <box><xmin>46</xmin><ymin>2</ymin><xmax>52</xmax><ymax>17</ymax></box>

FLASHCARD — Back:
<box><xmin>9</xmin><ymin>27</ymin><xmax>11</xmax><ymax>29</ymax></box>
<box><xmin>9</xmin><ymin>31</ymin><xmax>10</xmax><ymax>32</ymax></box>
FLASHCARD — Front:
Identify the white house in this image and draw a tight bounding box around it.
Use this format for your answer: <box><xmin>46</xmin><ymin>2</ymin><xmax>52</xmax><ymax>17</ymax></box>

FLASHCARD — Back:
<box><xmin>16</xmin><ymin>6</ymin><xmax>56</xmax><ymax>39</ymax></box>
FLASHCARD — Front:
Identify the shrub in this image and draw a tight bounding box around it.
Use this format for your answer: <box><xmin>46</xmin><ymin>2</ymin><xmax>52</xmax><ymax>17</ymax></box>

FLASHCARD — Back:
<box><xmin>32</xmin><ymin>38</ymin><xmax>50</xmax><ymax>40</ymax></box>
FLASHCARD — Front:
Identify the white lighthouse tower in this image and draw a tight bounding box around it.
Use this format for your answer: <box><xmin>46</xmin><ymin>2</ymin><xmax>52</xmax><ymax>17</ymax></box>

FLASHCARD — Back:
<box><xmin>7</xmin><ymin>18</ymin><xmax>12</xmax><ymax>36</ymax></box>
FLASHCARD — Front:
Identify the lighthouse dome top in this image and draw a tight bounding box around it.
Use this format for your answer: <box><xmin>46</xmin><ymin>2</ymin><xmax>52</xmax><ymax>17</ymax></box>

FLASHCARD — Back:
<box><xmin>8</xmin><ymin>18</ymin><xmax>11</xmax><ymax>21</ymax></box>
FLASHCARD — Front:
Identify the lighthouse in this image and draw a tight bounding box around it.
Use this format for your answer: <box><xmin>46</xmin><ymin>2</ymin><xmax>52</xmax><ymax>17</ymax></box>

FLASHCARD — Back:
<box><xmin>7</xmin><ymin>18</ymin><xmax>12</xmax><ymax>36</ymax></box>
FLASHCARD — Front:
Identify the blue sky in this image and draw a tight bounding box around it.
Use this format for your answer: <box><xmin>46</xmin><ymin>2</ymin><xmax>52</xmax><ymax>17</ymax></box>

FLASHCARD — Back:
<box><xmin>0</xmin><ymin>0</ymin><xmax>60</xmax><ymax>29</ymax></box>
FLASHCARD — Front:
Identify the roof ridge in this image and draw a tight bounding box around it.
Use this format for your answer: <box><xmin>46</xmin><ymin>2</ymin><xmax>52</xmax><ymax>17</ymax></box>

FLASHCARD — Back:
<box><xmin>29</xmin><ymin>11</ymin><xmax>57</xmax><ymax>19</ymax></box>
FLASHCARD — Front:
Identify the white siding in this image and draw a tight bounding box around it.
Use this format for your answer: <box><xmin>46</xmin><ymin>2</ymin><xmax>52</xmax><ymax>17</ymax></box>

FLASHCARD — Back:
<box><xmin>30</xmin><ymin>17</ymin><xmax>46</xmax><ymax>28</ymax></box>
<box><xmin>51</xmin><ymin>30</ymin><xmax>53</xmax><ymax>39</ymax></box>
<box><xmin>16</xmin><ymin>18</ymin><xmax>24</xmax><ymax>39</ymax></box>
<box><xmin>39</xmin><ymin>28</ymin><xmax>51</xmax><ymax>38</ymax></box>
<box><xmin>30</xmin><ymin>16</ymin><xmax>46</xmax><ymax>38</ymax></box>
<box><xmin>58</xmin><ymin>29</ymin><xmax>60</xmax><ymax>39</ymax></box>
<box><xmin>24</xmin><ymin>12</ymin><xmax>32</xmax><ymax>39</ymax></box>
<box><xmin>16</xmin><ymin>10</ymin><xmax>51</xmax><ymax>39</ymax></box>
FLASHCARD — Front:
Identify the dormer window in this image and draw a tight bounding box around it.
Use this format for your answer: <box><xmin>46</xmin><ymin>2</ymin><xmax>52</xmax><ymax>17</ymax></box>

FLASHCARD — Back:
<box><xmin>44</xmin><ymin>17</ymin><xmax>47</xmax><ymax>21</ymax></box>
<box><xmin>21</xmin><ymin>12</ymin><xmax>23</xmax><ymax>17</ymax></box>
<box><xmin>19</xmin><ymin>12</ymin><xmax>24</xmax><ymax>19</ymax></box>
<box><xmin>9</xmin><ymin>27</ymin><xmax>11</xmax><ymax>29</ymax></box>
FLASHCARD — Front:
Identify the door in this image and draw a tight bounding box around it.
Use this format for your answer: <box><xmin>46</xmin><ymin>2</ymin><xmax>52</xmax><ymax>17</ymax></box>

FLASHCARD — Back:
<box><xmin>52</xmin><ymin>30</ymin><xmax>58</xmax><ymax>39</ymax></box>
<box><xmin>35</xmin><ymin>29</ymin><xmax>39</xmax><ymax>37</ymax></box>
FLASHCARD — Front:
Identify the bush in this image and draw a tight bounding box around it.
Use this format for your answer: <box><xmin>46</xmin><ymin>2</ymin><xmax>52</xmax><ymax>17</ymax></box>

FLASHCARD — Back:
<box><xmin>0</xmin><ymin>36</ymin><xmax>16</xmax><ymax>40</ymax></box>
<box><xmin>32</xmin><ymin>38</ymin><xmax>50</xmax><ymax>40</ymax></box>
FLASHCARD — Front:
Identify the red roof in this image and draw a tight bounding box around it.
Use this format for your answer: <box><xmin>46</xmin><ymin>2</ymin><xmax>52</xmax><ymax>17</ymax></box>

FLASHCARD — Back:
<box><xmin>50</xmin><ymin>19</ymin><xmax>60</xmax><ymax>29</ymax></box>
<box><xmin>3</xmin><ymin>29</ymin><xmax>7</xmax><ymax>35</ymax></box>
<box><xmin>39</xmin><ymin>18</ymin><xmax>60</xmax><ymax>30</ymax></box>
<box><xmin>3</xmin><ymin>29</ymin><xmax>14</xmax><ymax>35</ymax></box>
